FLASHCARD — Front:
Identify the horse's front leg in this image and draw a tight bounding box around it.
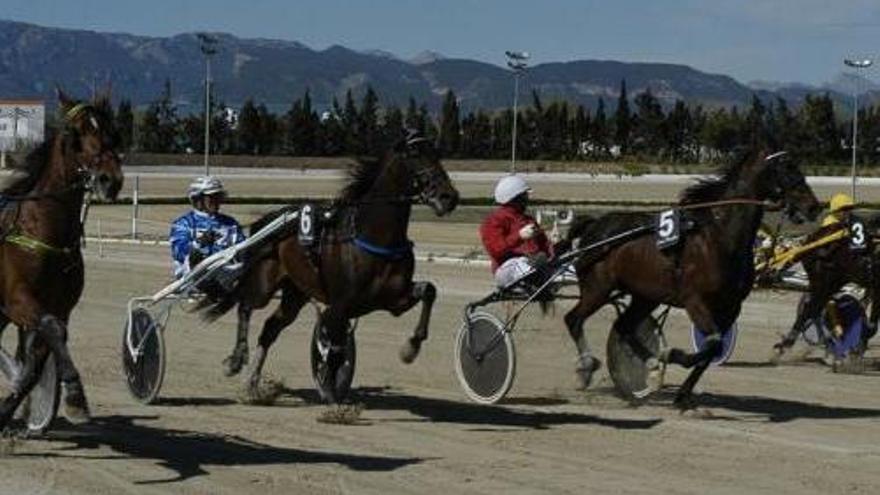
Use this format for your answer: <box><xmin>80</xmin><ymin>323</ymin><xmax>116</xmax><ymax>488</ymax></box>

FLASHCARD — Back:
<box><xmin>392</xmin><ymin>281</ymin><xmax>437</xmax><ymax>364</ymax></box>
<box><xmin>36</xmin><ymin>315</ymin><xmax>90</xmax><ymax>423</ymax></box>
<box><xmin>665</xmin><ymin>299</ymin><xmax>726</xmax><ymax>410</ymax></box>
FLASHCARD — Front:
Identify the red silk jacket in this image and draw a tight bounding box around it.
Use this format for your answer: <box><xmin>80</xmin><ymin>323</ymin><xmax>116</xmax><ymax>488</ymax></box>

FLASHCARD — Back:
<box><xmin>479</xmin><ymin>204</ymin><xmax>552</xmax><ymax>272</ymax></box>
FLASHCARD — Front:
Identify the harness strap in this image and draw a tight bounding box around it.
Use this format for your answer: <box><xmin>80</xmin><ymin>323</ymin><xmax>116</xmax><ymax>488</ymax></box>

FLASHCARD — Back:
<box><xmin>353</xmin><ymin>236</ymin><xmax>414</xmax><ymax>260</ymax></box>
<box><xmin>5</xmin><ymin>233</ymin><xmax>72</xmax><ymax>256</ymax></box>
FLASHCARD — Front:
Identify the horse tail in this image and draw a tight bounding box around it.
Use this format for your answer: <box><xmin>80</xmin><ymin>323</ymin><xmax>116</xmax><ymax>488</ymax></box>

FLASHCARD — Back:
<box><xmin>196</xmin><ymin>207</ymin><xmax>292</xmax><ymax>323</ymax></box>
<box><xmin>199</xmin><ymin>287</ymin><xmax>241</xmax><ymax>323</ymax></box>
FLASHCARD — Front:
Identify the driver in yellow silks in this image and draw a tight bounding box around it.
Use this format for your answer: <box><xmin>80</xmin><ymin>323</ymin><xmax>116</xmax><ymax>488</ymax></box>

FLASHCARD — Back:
<box><xmin>821</xmin><ymin>193</ymin><xmax>855</xmax><ymax>228</ymax></box>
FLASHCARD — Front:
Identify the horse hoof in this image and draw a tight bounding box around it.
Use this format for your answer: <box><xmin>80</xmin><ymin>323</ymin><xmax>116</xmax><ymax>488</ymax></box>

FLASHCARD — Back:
<box><xmin>673</xmin><ymin>394</ymin><xmax>698</xmax><ymax>412</ymax></box>
<box><xmin>680</xmin><ymin>407</ymin><xmax>713</xmax><ymax>419</ymax></box>
<box><xmin>768</xmin><ymin>344</ymin><xmax>787</xmax><ymax>365</ymax></box>
<box><xmin>574</xmin><ymin>357</ymin><xmax>602</xmax><ymax>390</ymax></box>
<box><xmin>222</xmin><ymin>355</ymin><xmax>244</xmax><ymax>377</ymax></box>
<box><xmin>237</xmin><ymin>385</ymin><xmax>262</xmax><ymax>405</ymax></box>
<box><xmin>399</xmin><ymin>340</ymin><xmax>421</xmax><ymax>364</ymax></box>
<box><xmin>62</xmin><ymin>383</ymin><xmax>91</xmax><ymax>425</ymax></box>
<box><xmin>645</xmin><ymin>358</ymin><xmax>665</xmax><ymax>393</ymax></box>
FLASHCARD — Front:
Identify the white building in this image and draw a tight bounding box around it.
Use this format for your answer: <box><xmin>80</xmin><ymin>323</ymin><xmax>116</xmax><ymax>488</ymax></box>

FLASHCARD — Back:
<box><xmin>0</xmin><ymin>100</ymin><xmax>45</xmax><ymax>151</ymax></box>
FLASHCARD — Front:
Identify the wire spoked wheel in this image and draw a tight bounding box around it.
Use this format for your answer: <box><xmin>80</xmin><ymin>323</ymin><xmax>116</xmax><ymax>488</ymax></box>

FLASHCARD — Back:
<box><xmin>23</xmin><ymin>353</ymin><xmax>61</xmax><ymax>433</ymax></box>
<box><xmin>607</xmin><ymin>315</ymin><xmax>663</xmax><ymax>403</ymax></box>
<box><xmin>121</xmin><ymin>307</ymin><xmax>166</xmax><ymax>404</ymax></box>
<box><xmin>454</xmin><ymin>310</ymin><xmax>516</xmax><ymax>404</ymax></box>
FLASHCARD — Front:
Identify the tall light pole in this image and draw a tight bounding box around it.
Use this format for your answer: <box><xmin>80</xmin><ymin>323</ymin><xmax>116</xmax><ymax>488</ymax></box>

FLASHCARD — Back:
<box><xmin>844</xmin><ymin>58</ymin><xmax>873</xmax><ymax>200</ymax></box>
<box><xmin>505</xmin><ymin>51</ymin><xmax>529</xmax><ymax>173</ymax></box>
<box><xmin>198</xmin><ymin>33</ymin><xmax>218</xmax><ymax>176</ymax></box>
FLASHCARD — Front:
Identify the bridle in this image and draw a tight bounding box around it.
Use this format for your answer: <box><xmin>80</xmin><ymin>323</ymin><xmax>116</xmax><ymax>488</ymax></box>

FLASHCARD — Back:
<box><xmin>0</xmin><ymin>103</ymin><xmax>117</xmax><ymax>252</ymax></box>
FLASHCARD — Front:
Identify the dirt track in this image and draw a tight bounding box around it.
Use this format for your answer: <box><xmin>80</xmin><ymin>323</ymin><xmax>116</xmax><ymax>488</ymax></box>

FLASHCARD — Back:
<box><xmin>1</xmin><ymin>240</ymin><xmax>879</xmax><ymax>495</ymax></box>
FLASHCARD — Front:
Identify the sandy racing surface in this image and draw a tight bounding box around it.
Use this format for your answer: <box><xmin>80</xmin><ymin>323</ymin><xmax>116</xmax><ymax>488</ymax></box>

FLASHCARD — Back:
<box><xmin>1</xmin><ymin>236</ymin><xmax>879</xmax><ymax>495</ymax></box>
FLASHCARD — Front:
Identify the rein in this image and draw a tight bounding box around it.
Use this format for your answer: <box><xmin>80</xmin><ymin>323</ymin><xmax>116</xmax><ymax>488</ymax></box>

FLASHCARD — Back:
<box><xmin>675</xmin><ymin>198</ymin><xmax>781</xmax><ymax>212</ymax></box>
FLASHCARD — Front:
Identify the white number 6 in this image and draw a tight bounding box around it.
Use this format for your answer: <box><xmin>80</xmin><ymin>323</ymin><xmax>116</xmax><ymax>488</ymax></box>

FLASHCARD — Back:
<box><xmin>300</xmin><ymin>205</ymin><xmax>313</xmax><ymax>235</ymax></box>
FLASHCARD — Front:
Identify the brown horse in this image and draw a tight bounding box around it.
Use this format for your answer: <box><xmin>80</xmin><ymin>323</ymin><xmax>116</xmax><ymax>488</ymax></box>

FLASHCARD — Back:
<box><xmin>773</xmin><ymin>219</ymin><xmax>880</xmax><ymax>355</ymax></box>
<box><xmin>0</xmin><ymin>91</ymin><xmax>124</xmax><ymax>428</ymax></box>
<box><xmin>200</xmin><ymin>134</ymin><xmax>458</xmax><ymax>402</ymax></box>
<box><xmin>564</xmin><ymin>150</ymin><xmax>820</xmax><ymax>410</ymax></box>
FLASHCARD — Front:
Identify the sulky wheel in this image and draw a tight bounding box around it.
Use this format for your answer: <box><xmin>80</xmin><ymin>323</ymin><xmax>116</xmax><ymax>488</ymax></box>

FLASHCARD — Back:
<box><xmin>454</xmin><ymin>310</ymin><xmax>516</xmax><ymax>404</ymax></box>
<box><xmin>121</xmin><ymin>307</ymin><xmax>166</xmax><ymax>404</ymax></box>
<box><xmin>311</xmin><ymin>319</ymin><xmax>357</xmax><ymax>403</ymax></box>
<box><xmin>607</xmin><ymin>315</ymin><xmax>663</xmax><ymax>403</ymax></box>
<box><xmin>20</xmin><ymin>353</ymin><xmax>61</xmax><ymax>434</ymax></box>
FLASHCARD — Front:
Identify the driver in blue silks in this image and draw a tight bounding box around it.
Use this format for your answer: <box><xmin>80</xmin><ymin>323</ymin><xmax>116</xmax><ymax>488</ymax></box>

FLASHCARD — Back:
<box><xmin>169</xmin><ymin>176</ymin><xmax>245</xmax><ymax>285</ymax></box>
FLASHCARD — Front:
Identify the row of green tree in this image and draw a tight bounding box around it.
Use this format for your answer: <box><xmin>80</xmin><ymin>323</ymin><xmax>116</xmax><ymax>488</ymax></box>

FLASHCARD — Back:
<box><xmin>112</xmin><ymin>79</ymin><xmax>880</xmax><ymax>164</ymax></box>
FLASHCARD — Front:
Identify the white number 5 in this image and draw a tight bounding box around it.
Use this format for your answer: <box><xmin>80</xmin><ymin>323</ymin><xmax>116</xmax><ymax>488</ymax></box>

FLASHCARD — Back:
<box><xmin>659</xmin><ymin>210</ymin><xmax>675</xmax><ymax>239</ymax></box>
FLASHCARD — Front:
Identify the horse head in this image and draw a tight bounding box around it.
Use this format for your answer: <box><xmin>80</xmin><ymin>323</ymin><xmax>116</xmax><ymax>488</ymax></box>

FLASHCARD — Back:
<box><xmin>759</xmin><ymin>151</ymin><xmax>821</xmax><ymax>224</ymax></box>
<box><xmin>399</xmin><ymin>129</ymin><xmax>459</xmax><ymax>216</ymax></box>
<box><xmin>57</xmin><ymin>88</ymin><xmax>125</xmax><ymax>201</ymax></box>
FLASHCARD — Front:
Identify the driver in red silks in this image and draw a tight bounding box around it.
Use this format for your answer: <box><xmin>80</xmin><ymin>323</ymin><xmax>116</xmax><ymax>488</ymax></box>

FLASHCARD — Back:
<box><xmin>480</xmin><ymin>175</ymin><xmax>553</xmax><ymax>290</ymax></box>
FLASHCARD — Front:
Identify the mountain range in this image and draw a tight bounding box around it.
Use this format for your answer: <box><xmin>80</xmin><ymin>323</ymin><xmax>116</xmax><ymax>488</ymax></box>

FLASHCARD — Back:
<box><xmin>0</xmin><ymin>19</ymin><xmax>876</xmax><ymax>114</ymax></box>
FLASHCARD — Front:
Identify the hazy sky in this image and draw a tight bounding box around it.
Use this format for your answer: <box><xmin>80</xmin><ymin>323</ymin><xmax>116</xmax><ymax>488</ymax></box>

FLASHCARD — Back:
<box><xmin>5</xmin><ymin>0</ymin><xmax>880</xmax><ymax>85</ymax></box>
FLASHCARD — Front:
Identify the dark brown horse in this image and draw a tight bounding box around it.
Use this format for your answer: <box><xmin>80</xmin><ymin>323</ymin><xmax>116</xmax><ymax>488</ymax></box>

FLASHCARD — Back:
<box><xmin>564</xmin><ymin>150</ymin><xmax>820</xmax><ymax>410</ymax></box>
<box><xmin>0</xmin><ymin>91</ymin><xmax>124</xmax><ymax>428</ymax></box>
<box><xmin>773</xmin><ymin>219</ymin><xmax>880</xmax><ymax>355</ymax></box>
<box><xmin>200</xmin><ymin>135</ymin><xmax>458</xmax><ymax>402</ymax></box>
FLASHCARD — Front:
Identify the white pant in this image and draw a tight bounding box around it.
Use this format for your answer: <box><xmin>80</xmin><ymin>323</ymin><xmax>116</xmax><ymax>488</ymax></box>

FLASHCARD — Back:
<box><xmin>495</xmin><ymin>257</ymin><xmax>536</xmax><ymax>288</ymax></box>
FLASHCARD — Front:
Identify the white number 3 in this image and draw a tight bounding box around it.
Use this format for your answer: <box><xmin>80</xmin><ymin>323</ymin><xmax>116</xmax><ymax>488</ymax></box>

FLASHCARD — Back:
<box><xmin>851</xmin><ymin>222</ymin><xmax>866</xmax><ymax>247</ymax></box>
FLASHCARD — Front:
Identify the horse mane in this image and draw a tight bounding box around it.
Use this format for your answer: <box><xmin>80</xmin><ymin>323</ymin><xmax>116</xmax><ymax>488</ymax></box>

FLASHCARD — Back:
<box><xmin>335</xmin><ymin>154</ymin><xmax>387</xmax><ymax>204</ymax></box>
<box><xmin>0</xmin><ymin>135</ymin><xmax>54</xmax><ymax>196</ymax></box>
<box><xmin>249</xmin><ymin>204</ymin><xmax>296</xmax><ymax>235</ymax></box>
<box><xmin>678</xmin><ymin>149</ymin><xmax>756</xmax><ymax>205</ymax></box>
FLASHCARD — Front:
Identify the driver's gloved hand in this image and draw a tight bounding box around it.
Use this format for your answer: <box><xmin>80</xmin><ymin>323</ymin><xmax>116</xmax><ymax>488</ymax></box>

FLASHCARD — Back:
<box><xmin>196</xmin><ymin>230</ymin><xmax>218</xmax><ymax>247</ymax></box>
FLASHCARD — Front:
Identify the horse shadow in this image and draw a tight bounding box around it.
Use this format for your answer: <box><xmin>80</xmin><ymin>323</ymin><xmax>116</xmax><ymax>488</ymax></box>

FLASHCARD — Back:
<box><xmin>15</xmin><ymin>415</ymin><xmax>423</xmax><ymax>485</ymax></box>
<box><xmin>280</xmin><ymin>386</ymin><xmax>662</xmax><ymax>432</ymax></box>
<box><xmin>153</xmin><ymin>397</ymin><xmax>237</xmax><ymax>407</ymax></box>
<box><xmin>690</xmin><ymin>392</ymin><xmax>880</xmax><ymax>423</ymax></box>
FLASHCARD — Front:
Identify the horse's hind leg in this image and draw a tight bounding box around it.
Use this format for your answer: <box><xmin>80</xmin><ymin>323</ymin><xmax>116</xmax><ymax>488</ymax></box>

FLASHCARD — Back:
<box><xmin>223</xmin><ymin>304</ymin><xmax>252</xmax><ymax>377</ymax></box>
<box><xmin>394</xmin><ymin>281</ymin><xmax>436</xmax><ymax>364</ymax></box>
<box><xmin>0</xmin><ymin>331</ymin><xmax>49</xmax><ymax>429</ymax></box>
<box><xmin>243</xmin><ymin>287</ymin><xmax>308</xmax><ymax>401</ymax></box>
<box><xmin>613</xmin><ymin>296</ymin><xmax>663</xmax><ymax>389</ymax></box>
<box><xmin>224</xmin><ymin>259</ymin><xmax>280</xmax><ymax>377</ymax></box>
<box><xmin>564</xmin><ymin>271</ymin><xmax>614</xmax><ymax>390</ymax></box>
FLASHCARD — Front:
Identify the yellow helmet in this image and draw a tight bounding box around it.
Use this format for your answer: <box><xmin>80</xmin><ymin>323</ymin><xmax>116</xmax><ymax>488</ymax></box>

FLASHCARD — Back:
<box><xmin>829</xmin><ymin>193</ymin><xmax>855</xmax><ymax>213</ymax></box>
<box><xmin>821</xmin><ymin>215</ymin><xmax>840</xmax><ymax>227</ymax></box>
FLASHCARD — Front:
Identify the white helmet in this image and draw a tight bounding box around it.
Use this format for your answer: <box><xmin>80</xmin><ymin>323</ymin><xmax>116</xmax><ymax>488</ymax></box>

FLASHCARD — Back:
<box><xmin>187</xmin><ymin>176</ymin><xmax>226</xmax><ymax>199</ymax></box>
<box><xmin>494</xmin><ymin>174</ymin><xmax>531</xmax><ymax>204</ymax></box>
